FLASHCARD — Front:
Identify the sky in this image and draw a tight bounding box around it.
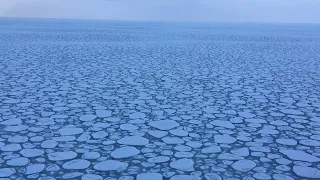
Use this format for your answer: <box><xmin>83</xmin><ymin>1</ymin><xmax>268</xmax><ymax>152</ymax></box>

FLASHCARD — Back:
<box><xmin>0</xmin><ymin>0</ymin><xmax>319</xmax><ymax>23</ymax></box>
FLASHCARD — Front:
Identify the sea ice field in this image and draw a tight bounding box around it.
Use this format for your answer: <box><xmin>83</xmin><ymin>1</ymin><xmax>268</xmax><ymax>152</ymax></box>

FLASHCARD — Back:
<box><xmin>0</xmin><ymin>18</ymin><xmax>320</xmax><ymax>180</ymax></box>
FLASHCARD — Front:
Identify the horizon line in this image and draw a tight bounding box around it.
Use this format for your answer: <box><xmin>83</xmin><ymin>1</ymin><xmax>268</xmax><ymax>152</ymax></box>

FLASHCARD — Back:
<box><xmin>1</xmin><ymin>16</ymin><xmax>320</xmax><ymax>25</ymax></box>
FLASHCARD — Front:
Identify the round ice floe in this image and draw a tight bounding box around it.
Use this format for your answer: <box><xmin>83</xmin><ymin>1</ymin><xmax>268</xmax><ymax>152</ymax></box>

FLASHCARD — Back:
<box><xmin>80</xmin><ymin>114</ymin><xmax>97</xmax><ymax>121</ymax></box>
<box><xmin>93</xmin><ymin>160</ymin><xmax>128</xmax><ymax>171</ymax></box>
<box><xmin>25</xmin><ymin>164</ymin><xmax>46</xmax><ymax>175</ymax></box>
<box><xmin>68</xmin><ymin>103</ymin><xmax>86</xmax><ymax>108</ymax></box>
<box><xmin>276</xmin><ymin>139</ymin><xmax>297</xmax><ymax>146</ymax></box>
<box><xmin>39</xmin><ymin>177</ymin><xmax>56</xmax><ymax>180</ymax></box>
<box><xmin>204</xmin><ymin>173</ymin><xmax>222</xmax><ymax>180</ymax></box>
<box><xmin>29</xmin><ymin>127</ymin><xmax>45</xmax><ymax>132</ymax></box>
<box><xmin>117</xmin><ymin>136</ymin><xmax>149</xmax><ymax>146</ymax></box>
<box><xmin>59</xmin><ymin>127</ymin><xmax>84</xmax><ymax>136</ymax></box>
<box><xmin>186</xmin><ymin>141</ymin><xmax>202</xmax><ymax>148</ymax></box>
<box><xmin>41</xmin><ymin>140</ymin><xmax>58</xmax><ymax>148</ymax></box>
<box><xmin>120</xmin><ymin>124</ymin><xmax>138</xmax><ymax>131</ymax></box>
<box><xmin>102</xmin><ymin>140</ymin><xmax>116</xmax><ymax>145</ymax></box>
<box><xmin>170</xmin><ymin>158</ymin><xmax>195</xmax><ymax>171</ymax></box>
<box><xmin>189</xmin><ymin>132</ymin><xmax>200</xmax><ymax>138</ymax></box>
<box><xmin>77</xmin><ymin>134</ymin><xmax>91</xmax><ymax>142</ymax></box>
<box><xmin>271</xmin><ymin>112</ymin><xmax>285</xmax><ymax>117</ymax></box>
<box><xmin>4</xmin><ymin>154</ymin><xmax>19</xmax><ymax>160</ymax></box>
<box><xmin>36</xmin><ymin>119</ymin><xmax>55</xmax><ymax>126</ymax></box>
<box><xmin>214</xmin><ymin>135</ymin><xmax>236</xmax><ymax>144</ymax></box>
<box><xmin>280</xmin><ymin>109</ymin><xmax>304</xmax><ymax>115</ymax></box>
<box><xmin>293</xmin><ymin>166</ymin><xmax>320</xmax><ymax>179</ymax></box>
<box><xmin>149</xmin><ymin>120</ymin><xmax>179</xmax><ymax>130</ymax></box>
<box><xmin>148</xmin><ymin>130</ymin><xmax>168</xmax><ymax>138</ymax></box>
<box><xmin>92</xmin><ymin>123</ymin><xmax>111</xmax><ymax>128</ymax></box>
<box><xmin>7</xmin><ymin>157</ymin><xmax>30</xmax><ymax>166</ymax></box>
<box><xmin>189</xmin><ymin>120</ymin><xmax>201</xmax><ymax>125</ymax></box>
<box><xmin>238</xmin><ymin>112</ymin><xmax>256</xmax><ymax>118</ymax></box>
<box><xmin>291</xmin><ymin>123</ymin><xmax>305</xmax><ymax>129</ymax></box>
<box><xmin>251</xmin><ymin>152</ymin><xmax>265</xmax><ymax>157</ymax></box>
<box><xmin>0</xmin><ymin>168</ymin><xmax>16</xmax><ymax>177</ymax></box>
<box><xmin>275</xmin><ymin>158</ymin><xmax>291</xmax><ymax>165</ymax></box>
<box><xmin>245</xmin><ymin>118</ymin><xmax>267</xmax><ymax>124</ymax></box>
<box><xmin>311</xmin><ymin>135</ymin><xmax>320</xmax><ymax>141</ymax></box>
<box><xmin>20</xmin><ymin>149</ymin><xmax>44</xmax><ymax>157</ymax></box>
<box><xmin>147</xmin><ymin>156</ymin><xmax>170</xmax><ymax>163</ymax></box>
<box><xmin>224</xmin><ymin>109</ymin><xmax>237</xmax><ymax>115</ymax></box>
<box><xmin>30</xmin><ymin>136</ymin><xmax>44</xmax><ymax>142</ymax></box>
<box><xmin>170</xmin><ymin>175</ymin><xmax>201</xmax><ymax>180</ymax></box>
<box><xmin>4</xmin><ymin>125</ymin><xmax>29</xmax><ymax>132</ymax></box>
<box><xmin>279</xmin><ymin>149</ymin><xmax>320</xmax><ymax>162</ymax></box>
<box><xmin>141</xmin><ymin>148</ymin><xmax>153</xmax><ymax>153</ymax></box>
<box><xmin>161</xmin><ymin>150</ymin><xmax>173</xmax><ymax>156</ymax></box>
<box><xmin>203</xmin><ymin>107</ymin><xmax>218</xmax><ymax>114</ymax></box>
<box><xmin>137</xmin><ymin>173</ymin><xmax>163</xmax><ymax>180</ymax></box>
<box><xmin>201</xmin><ymin>145</ymin><xmax>221</xmax><ymax>153</ymax></box>
<box><xmin>258</xmin><ymin>129</ymin><xmax>279</xmax><ymax>135</ymax></box>
<box><xmin>231</xmin><ymin>147</ymin><xmax>249</xmax><ymax>157</ymax></box>
<box><xmin>1</xmin><ymin>144</ymin><xmax>21</xmax><ymax>151</ymax></box>
<box><xmin>3</xmin><ymin>99</ymin><xmax>20</xmax><ymax>104</ymax></box>
<box><xmin>52</xmin><ymin>136</ymin><xmax>76</xmax><ymax>142</ymax></box>
<box><xmin>270</xmin><ymin>120</ymin><xmax>288</xmax><ymax>126</ymax></box>
<box><xmin>105</xmin><ymin>117</ymin><xmax>121</xmax><ymax>122</ymax></box>
<box><xmin>232</xmin><ymin>160</ymin><xmax>256</xmax><ymax>172</ymax></box>
<box><xmin>232</xmin><ymin>99</ymin><xmax>246</xmax><ymax>104</ymax></box>
<box><xmin>162</xmin><ymin>137</ymin><xmax>184</xmax><ymax>144</ymax></box>
<box><xmin>8</xmin><ymin>135</ymin><xmax>28</xmax><ymax>143</ymax></box>
<box><xmin>52</xmin><ymin>106</ymin><xmax>69</xmax><ymax>112</ymax></box>
<box><xmin>174</xmin><ymin>145</ymin><xmax>192</xmax><ymax>152</ymax></box>
<box><xmin>129</xmin><ymin>119</ymin><xmax>146</xmax><ymax>124</ymax></box>
<box><xmin>0</xmin><ymin>118</ymin><xmax>22</xmax><ymax>125</ymax></box>
<box><xmin>299</xmin><ymin>139</ymin><xmax>320</xmax><ymax>147</ymax></box>
<box><xmin>169</xmin><ymin>128</ymin><xmax>188</xmax><ymax>136</ymax></box>
<box><xmin>48</xmin><ymin>151</ymin><xmax>77</xmax><ymax>161</ymax></box>
<box><xmin>310</xmin><ymin>117</ymin><xmax>320</xmax><ymax>122</ymax></box>
<box><xmin>210</xmin><ymin>120</ymin><xmax>235</xmax><ymax>129</ymax></box>
<box><xmin>249</xmin><ymin>146</ymin><xmax>270</xmax><ymax>153</ymax></box>
<box><xmin>217</xmin><ymin>153</ymin><xmax>244</xmax><ymax>160</ymax></box>
<box><xmin>82</xmin><ymin>174</ymin><xmax>103</xmax><ymax>180</ymax></box>
<box><xmin>46</xmin><ymin>164</ymin><xmax>60</xmax><ymax>172</ymax></box>
<box><xmin>92</xmin><ymin>131</ymin><xmax>108</xmax><ymax>139</ymax></box>
<box><xmin>174</xmin><ymin>152</ymin><xmax>194</xmax><ymax>158</ymax></box>
<box><xmin>129</xmin><ymin>112</ymin><xmax>146</xmax><ymax>119</ymax></box>
<box><xmin>41</xmin><ymin>111</ymin><xmax>54</xmax><ymax>117</ymax></box>
<box><xmin>62</xmin><ymin>159</ymin><xmax>91</xmax><ymax>170</ymax></box>
<box><xmin>63</xmin><ymin>172</ymin><xmax>84</xmax><ymax>179</ymax></box>
<box><xmin>276</xmin><ymin>165</ymin><xmax>290</xmax><ymax>172</ymax></box>
<box><xmin>248</xmin><ymin>123</ymin><xmax>262</xmax><ymax>128</ymax></box>
<box><xmin>51</xmin><ymin>114</ymin><xmax>68</xmax><ymax>119</ymax></box>
<box><xmin>273</xmin><ymin>174</ymin><xmax>294</xmax><ymax>180</ymax></box>
<box><xmin>219</xmin><ymin>129</ymin><xmax>234</xmax><ymax>135</ymax></box>
<box><xmin>230</xmin><ymin>117</ymin><xmax>243</xmax><ymax>124</ymax></box>
<box><xmin>253</xmin><ymin>173</ymin><xmax>271</xmax><ymax>180</ymax></box>
<box><xmin>180</xmin><ymin>116</ymin><xmax>193</xmax><ymax>121</ymax></box>
<box><xmin>95</xmin><ymin>110</ymin><xmax>111</xmax><ymax>118</ymax></box>
<box><xmin>82</xmin><ymin>152</ymin><xmax>100</xmax><ymax>159</ymax></box>
<box><xmin>111</xmin><ymin>146</ymin><xmax>140</xmax><ymax>158</ymax></box>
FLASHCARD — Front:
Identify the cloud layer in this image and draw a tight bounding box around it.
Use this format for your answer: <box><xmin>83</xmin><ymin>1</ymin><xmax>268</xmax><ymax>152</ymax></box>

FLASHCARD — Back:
<box><xmin>1</xmin><ymin>0</ymin><xmax>319</xmax><ymax>23</ymax></box>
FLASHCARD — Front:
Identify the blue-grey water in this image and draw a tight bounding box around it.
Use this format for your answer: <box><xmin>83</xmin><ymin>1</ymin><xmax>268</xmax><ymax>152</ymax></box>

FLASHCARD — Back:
<box><xmin>0</xmin><ymin>18</ymin><xmax>320</xmax><ymax>179</ymax></box>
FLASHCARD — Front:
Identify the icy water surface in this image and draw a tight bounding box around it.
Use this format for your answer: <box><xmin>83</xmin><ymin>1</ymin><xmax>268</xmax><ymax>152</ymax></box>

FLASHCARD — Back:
<box><xmin>0</xmin><ymin>18</ymin><xmax>320</xmax><ymax>180</ymax></box>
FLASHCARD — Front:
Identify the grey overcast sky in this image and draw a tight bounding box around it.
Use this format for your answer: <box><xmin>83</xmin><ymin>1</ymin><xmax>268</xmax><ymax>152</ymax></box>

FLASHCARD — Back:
<box><xmin>0</xmin><ymin>0</ymin><xmax>319</xmax><ymax>23</ymax></box>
